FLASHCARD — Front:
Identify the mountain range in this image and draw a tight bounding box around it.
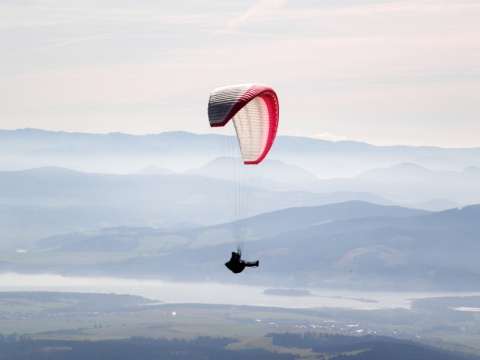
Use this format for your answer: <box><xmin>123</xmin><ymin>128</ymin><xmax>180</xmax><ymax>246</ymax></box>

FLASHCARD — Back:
<box><xmin>2</xmin><ymin>128</ymin><xmax>479</xmax><ymax>176</ymax></box>
<box><xmin>1</xmin><ymin>129</ymin><xmax>479</xmax><ymax>208</ymax></box>
<box><xmin>0</xmin><ymin>129</ymin><xmax>479</xmax><ymax>291</ymax></box>
<box><xmin>0</xmin><ymin>166</ymin><xmax>392</xmax><ymax>248</ymax></box>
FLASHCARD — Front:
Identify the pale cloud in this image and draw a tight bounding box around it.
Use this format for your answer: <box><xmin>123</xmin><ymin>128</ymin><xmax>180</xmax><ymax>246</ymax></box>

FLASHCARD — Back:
<box><xmin>271</xmin><ymin>1</ymin><xmax>480</xmax><ymax>20</ymax></box>
<box><xmin>222</xmin><ymin>0</ymin><xmax>286</xmax><ymax>33</ymax></box>
<box><xmin>35</xmin><ymin>29</ymin><xmax>131</xmax><ymax>53</ymax></box>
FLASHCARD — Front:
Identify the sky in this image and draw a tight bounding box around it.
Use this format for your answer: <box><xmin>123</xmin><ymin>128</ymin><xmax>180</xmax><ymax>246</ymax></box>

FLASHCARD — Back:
<box><xmin>0</xmin><ymin>0</ymin><xmax>479</xmax><ymax>147</ymax></box>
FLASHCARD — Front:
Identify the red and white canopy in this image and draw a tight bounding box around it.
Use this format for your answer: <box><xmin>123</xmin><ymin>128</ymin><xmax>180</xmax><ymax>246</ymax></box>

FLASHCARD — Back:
<box><xmin>208</xmin><ymin>83</ymin><xmax>279</xmax><ymax>164</ymax></box>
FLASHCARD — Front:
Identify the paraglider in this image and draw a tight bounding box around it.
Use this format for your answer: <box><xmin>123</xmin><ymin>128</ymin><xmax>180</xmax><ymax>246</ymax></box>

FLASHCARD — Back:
<box><xmin>207</xmin><ymin>83</ymin><xmax>279</xmax><ymax>273</ymax></box>
<box><xmin>225</xmin><ymin>251</ymin><xmax>259</xmax><ymax>274</ymax></box>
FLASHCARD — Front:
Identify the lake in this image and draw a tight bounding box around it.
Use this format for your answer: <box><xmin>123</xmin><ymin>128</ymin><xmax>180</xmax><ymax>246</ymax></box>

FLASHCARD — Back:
<box><xmin>1</xmin><ymin>273</ymin><xmax>479</xmax><ymax>310</ymax></box>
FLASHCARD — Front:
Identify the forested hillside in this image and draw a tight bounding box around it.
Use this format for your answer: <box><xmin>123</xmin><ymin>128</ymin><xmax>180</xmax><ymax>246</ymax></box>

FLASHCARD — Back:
<box><xmin>1</xmin><ymin>333</ymin><xmax>476</xmax><ymax>360</ymax></box>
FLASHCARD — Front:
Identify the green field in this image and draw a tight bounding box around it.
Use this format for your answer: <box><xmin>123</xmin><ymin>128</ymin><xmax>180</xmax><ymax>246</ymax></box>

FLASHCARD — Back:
<box><xmin>0</xmin><ymin>291</ymin><xmax>479</xmax><ymax>357</ymax></box>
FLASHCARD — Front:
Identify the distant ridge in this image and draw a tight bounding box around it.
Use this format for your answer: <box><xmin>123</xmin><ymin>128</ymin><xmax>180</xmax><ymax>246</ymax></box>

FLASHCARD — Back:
<box><xmin>15</xmin><ymin>201</ymin><xmax>480</xmax><ymax>291</ymax></box>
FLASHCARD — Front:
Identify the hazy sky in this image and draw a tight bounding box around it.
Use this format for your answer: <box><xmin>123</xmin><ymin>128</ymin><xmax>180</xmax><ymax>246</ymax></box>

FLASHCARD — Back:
<box><xmin>0</xmin><ymin>0</ymin><xmax>479</xmax><ymax>147</ymax></box>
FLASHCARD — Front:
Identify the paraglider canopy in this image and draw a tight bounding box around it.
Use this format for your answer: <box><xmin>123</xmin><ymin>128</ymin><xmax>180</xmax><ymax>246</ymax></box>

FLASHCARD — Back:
<box><xmin>208</xmin><ymin>83</ymin><xmax>279</xmax><ymax>165</ymax></box>
<box><xmin>207</xmin><ymin>83</ymin><xmax>279</xmax><ymax>258</ymax></box>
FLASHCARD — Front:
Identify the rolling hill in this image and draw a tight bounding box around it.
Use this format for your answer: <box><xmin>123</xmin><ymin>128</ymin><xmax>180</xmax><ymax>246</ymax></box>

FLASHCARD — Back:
<box><xmin>1</xmin><ymin>129</ymin><xmax>479</xmax><ymax>211</ymax></box>
<box><xmin>0</xmin><ymin>167</ymin><xmax>392</xmax><ymax>249</ymax></box>
<box><xmin>6</xmin><ymin>201</ymin><xmax>478</xmax><ymax>291</ymax></box>
<box><xmin>0</xmin><ymin>129</ymin><xmax>479</xmax><ymax>291</ymax></box>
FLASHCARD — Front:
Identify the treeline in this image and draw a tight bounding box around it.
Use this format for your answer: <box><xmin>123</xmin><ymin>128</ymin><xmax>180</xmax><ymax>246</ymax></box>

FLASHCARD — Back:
<box><xmin>0</xmin><ymin>336</ymin><xmax>295</xmax><ymax>360</ymax></box>
<box><xmin>266</xmin><ymin>332</ymin><xmax>478</xmax><ymax>360</ymax></box>
<box><xmin>268</xmin><ymin>332</ymin><xmax>375</xmax><ymax>352</ymax></box>
<box><xmin>333</xmin><ymin>342</ymin><xmax>471</xmax><ymax>360</ymax></box>
<box><xmin>1</xmin><ymin>333</ymin><xmax>477</xmax><ymax>360</ymax></box>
